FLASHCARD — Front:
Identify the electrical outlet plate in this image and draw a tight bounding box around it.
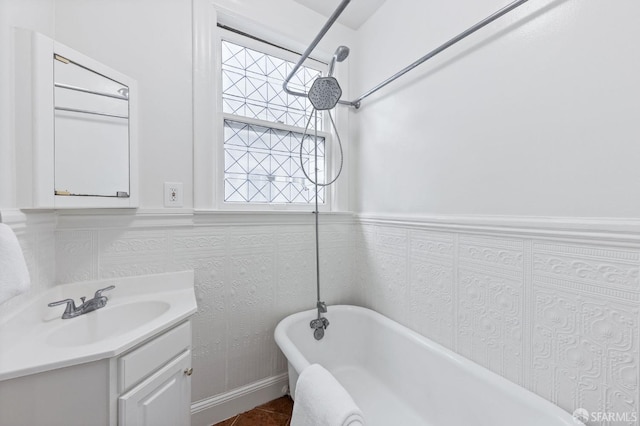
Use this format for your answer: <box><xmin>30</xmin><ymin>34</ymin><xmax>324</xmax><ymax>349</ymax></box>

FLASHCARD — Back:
<box><xmin>164</xmin><ymin>182</ymin><xmax>183</xmax><ymax>207</ymax></box>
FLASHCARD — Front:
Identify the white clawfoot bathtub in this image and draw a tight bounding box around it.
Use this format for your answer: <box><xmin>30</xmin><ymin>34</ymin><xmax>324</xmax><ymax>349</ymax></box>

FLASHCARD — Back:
<box><xmin>275</xmin><ymin>305</ymin><xmax>579</xmax><ymax>426</ymax></box>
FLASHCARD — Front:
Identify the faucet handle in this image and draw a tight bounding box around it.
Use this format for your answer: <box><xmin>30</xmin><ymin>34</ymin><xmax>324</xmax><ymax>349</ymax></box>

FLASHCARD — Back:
<box><xmin>48</xmin><ymin>298</ymin><xmax>75</xmax><ymax>308</ymax></box>
<box><xmin>94</xmin><ymin>285</ymin><xmax>115</xmax><ymax>299</ymax></box>
<box><xmin>48</xmin><ymin>298</ymin><xmax>77</xmax><ymax>315</ymax></box>
<box><xmin>321</xmin><ymin>317</ymin><xmax>330</xmax><ymax>329</ymax></box>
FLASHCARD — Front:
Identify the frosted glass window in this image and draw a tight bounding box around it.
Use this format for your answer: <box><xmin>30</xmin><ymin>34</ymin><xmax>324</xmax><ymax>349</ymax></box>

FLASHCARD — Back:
<box><xmin>224</xmin><ymin>119</ymin><xmax>325</xmax><ymax>204</ymax></box>
<box><xmin>220</xmin><ymin>34</ymin><xmax>329</xmax><ymax>206</ymax></box>
<box><xmin>222</xmin><ymin>40</ymin><xmax>322</xmax><ymax>131</ymax></box>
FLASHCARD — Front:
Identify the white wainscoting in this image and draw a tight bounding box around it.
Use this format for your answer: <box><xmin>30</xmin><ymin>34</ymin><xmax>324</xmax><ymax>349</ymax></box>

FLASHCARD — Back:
<box><xmin>53</xmin><ymin>210</ymin><xmax>356</xmax><ymax>425</ymax></box>
<box><xmin>6</xmin><ymin>208</ymin><xmax>638</xmax><ymax>425</ymax></box>
<box><xmin>354</xmin><ymin>215</ymin><xmax>640</xmax><ymax>424</ymax></box>
<box><xmin>0</xmin><ymin>209</ymin><xmax>56</xmax><ymax>318</ymax></box>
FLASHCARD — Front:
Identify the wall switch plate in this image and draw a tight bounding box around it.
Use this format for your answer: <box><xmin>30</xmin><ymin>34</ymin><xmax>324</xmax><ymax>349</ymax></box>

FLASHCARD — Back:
<box><xmin>164</xmin><ymin>182</ymin><xmax>183</xmax><ymax>207</ymax></box>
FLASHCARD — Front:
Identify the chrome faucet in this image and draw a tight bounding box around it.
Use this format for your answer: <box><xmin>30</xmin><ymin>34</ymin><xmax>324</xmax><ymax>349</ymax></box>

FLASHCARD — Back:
<box><xmin>310</xmin><ymin>301</ymin><xmax>329</xmax><ymax>340</ymax></box>
<box><xmin>48</xmin><ymin>285</ymin><xmax>116</xmax><ymax>319</ymax></box>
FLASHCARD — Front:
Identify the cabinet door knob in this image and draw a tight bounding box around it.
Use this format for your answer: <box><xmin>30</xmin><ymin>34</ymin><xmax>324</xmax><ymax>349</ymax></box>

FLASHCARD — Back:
<box><xmin>184</xmin><ymin>367</ymin><xmax>193</xmax><ymax>376</ymax></box>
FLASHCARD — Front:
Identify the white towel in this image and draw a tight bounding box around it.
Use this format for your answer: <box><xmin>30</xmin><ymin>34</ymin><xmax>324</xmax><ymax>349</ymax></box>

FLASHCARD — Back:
<box><xmin>291</xmin><ymin>364</ymin><xmax>365</xmax><ymax>426</ymax></box>
<box><xmin>0</xmin><ymin>224</ymin><xmax>31</xmax><ymax>305</ymax></box>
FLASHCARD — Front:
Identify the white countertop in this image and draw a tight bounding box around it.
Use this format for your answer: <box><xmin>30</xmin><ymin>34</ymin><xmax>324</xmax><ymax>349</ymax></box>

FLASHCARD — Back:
<box><xmin>0</xmin><ymin>270</ymin><xmax>196</xmax><ymax>381</ymax></box>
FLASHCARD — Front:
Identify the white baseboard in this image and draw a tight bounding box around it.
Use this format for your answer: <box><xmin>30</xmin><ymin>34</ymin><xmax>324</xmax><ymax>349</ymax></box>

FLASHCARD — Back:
<box><xmin>190</xmin><ymin>373</ymin><xmax>289</xmax><ymax>426</ymax></box>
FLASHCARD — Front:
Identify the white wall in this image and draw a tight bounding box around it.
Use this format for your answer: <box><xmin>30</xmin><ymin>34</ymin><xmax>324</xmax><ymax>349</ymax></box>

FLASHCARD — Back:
<box><xmin>0</xmin><ymin>0</ymin><xmax>55</xmax><ymax>209</ymax></box>
<box><xmin>351</xmin><ymin>0</ymin><xmax>640</xmax><ymax>217</ymax></box>
<box><xmin>54</xmin><ymin>0</ymin><xmax>194</xmax><ymax>209</ymax></box>
<box><xmin>54</xmin><ymin>0</ymin><xmax>355</xmax><ymax>211</ymax></box>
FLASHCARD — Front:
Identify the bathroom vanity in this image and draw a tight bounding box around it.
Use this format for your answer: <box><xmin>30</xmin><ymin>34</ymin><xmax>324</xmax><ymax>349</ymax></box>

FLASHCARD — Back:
<box><xmin>0</xmin><ymin>271</ymin><xmax>197</xmax><ymax>426</ymax></box>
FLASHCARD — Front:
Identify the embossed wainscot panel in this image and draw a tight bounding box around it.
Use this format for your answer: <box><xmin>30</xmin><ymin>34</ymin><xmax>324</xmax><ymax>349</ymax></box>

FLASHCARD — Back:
<box><xmin>100</xmin><ymin>230</ymin><xmax>168</xmax><ymax>255</ymax></box>
<box><xmin>276</xmin><ymin>249</ymin><xmax>315</xmax><ymax>315</ymax></box>
<box><xmin>55</xmin><ymin>230</ymin><xmax>97</xmax><ymax>282</ymax></box>
<box><xmin>229</xmin><ymin>228</ymin><xmax>275</xmax><ymax>252</ymax></box>
<box><xmin>408</xmin><ymin>258</ymin><xmax>454</xmax><ymax>347</ymax></box>
<box><xmin>321</xmin><ymin>246</ymin><xmax>354</xmax><ymax>304</ymax></box>
<box><xmin>533</xmin><ymin>242</ymin><xmax>640</xmax><ymax>292</ymax></box>
<box><xmin>99</xmin><ymin>261</ymin><xmax>167</xmax><ymax>278</ymax></box>
<box><xmin>376</xmin><ymin>227</ymin><xmax>408</xmax><ymax>255</ymax></box>
<box><xmin>355</xmin><ymin>237</ymin><xmax>375</xmax><ymax>309</ymax></box>
<box><xmin>98</xmin><ymin>230</ymin><xmax>169</xmax><ymax>278</ymax></box>
<box><xmin>170</xmin><ymin>227</ymin><xmax>227</xmax><ymax>256</ymax></box>
<box><xmin>319</xmin><ymin>223</ymin><xmax>353</xmax><ymax>248</ymax></box>
<box><xmin>532</xmin><ymin>285</ymin><xmax>639</xmax><ymax>425</ymax></box>
<box><xmin>457</xmin><ymin>268</ymin><xmax>524</xmax><ymax>385</ymax></box>
<box><xmin>355</xmin><ymin>224</ymin><xmax>376</xmax><ymax>248</ymax></box>
<box><xmin>409</xmin><ymin>229</ymin><xmax>454</xmax><ymax>260</ymax></box>
<box><xmin>173</xmin><ymin>255</ymin><xmax>227</xmax><ymax>399</ymax></box>
<box><xmin>459</xmin><ymin>235</ymin><xmax>523</xmax><ymax>271</ymax></box>
<box><xmin>35</xmin><ymin>227</ymin><xmax>55</xmax><ymax>289</ymax></box>
<box><xmin>227</xmin><ymin>251</ymin><xmax>276</xmax><ymax>389</ymax></box>
<box><xmin>277</xmin><ymin>227</ymin><xmax>314</xmax><ymax>252</ymax></box>
<box><xmin>372</xmin><ymin>250</ymin><xmax>408</xmax><ymax>326</ymax></box>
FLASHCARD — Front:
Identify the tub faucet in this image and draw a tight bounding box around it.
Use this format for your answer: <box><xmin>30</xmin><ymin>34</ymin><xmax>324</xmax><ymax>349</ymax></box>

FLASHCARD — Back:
<box><xmin>310</xmin><ymin>317</ymin><xmax>330</xmax><ymax>340</ymax></box>
<box><xmin>310</xmin><ymin>301</ymin><xmax>330</xmax><ymax>340</ymax></box>
<box><xmin>48</xmin><ymin>285</ymin><xmax>116</xmax><ymax>319</ymax></box>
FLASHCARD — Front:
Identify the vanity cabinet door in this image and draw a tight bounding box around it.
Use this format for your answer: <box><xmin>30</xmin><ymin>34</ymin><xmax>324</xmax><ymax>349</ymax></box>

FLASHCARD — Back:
<box><xmin>118</xmin><ymin>349</ymin><xmax>192</xmax><ymax>426</ymax></box>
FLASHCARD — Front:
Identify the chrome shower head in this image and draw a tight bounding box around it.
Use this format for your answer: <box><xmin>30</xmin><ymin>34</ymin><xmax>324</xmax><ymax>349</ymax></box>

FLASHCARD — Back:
<box><xmin>328</xmin><ymin>45</ymin><xmax>350</xmax><ymax>77</ymax></box>
<box><xmin>308</xmin><ymin>76</ymin><xmax>342</xmax><ymax>110</ymax></box>
<box><xmin>310</xmin><ymin>45</ymin><xmax>349</xmax><ymax>109</ymax></box>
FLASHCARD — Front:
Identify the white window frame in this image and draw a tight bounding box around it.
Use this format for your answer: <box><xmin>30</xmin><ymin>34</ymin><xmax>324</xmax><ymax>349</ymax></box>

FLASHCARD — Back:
<box><xmin>193</xmin><ymin>1</ymin><xmax>348</xmax><ymax>213</ymax></box>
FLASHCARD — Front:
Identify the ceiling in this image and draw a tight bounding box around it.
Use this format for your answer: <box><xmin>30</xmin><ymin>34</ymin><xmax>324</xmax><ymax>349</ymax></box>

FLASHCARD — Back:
<box><xmin>293</xmin><ymin>0</ymin><xmax>387</xmax><ymax>30</ymax></box>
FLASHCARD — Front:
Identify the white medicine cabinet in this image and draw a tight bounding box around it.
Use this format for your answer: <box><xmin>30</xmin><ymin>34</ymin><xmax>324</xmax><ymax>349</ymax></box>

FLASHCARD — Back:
<box><xmin>14</xmin><ymin>28</ymin><xmax>138</xmax><ymax>209</ymax></box>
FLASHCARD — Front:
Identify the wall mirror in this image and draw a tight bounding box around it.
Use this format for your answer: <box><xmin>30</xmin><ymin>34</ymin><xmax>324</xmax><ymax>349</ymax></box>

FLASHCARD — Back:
<box><xmin>54</xmin><ymin>54</ymin><xmax>130</xmax><ymax>198</ymax></box>
<box><xmin>15</xmin><ymin>29</ymin><xmax>138</xmax><ymax>209</ymax></box>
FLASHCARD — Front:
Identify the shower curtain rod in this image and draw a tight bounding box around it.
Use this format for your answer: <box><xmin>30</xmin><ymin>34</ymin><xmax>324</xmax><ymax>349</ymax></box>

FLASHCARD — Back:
<box><xmin>284</xmin><ymin>0</ymin><xmax>530</xmax><ymax>109</ymax></box>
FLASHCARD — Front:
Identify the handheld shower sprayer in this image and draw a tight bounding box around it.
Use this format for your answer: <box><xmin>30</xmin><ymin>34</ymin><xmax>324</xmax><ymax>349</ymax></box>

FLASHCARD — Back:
<box><xmin>308</xmin><ymin>45</ymin><xmax>350</xmax><ymax>112</ymax></box>
<box><xmin>328</xmin><ymin>45</ymin><xmax>350</xmax><ymax>77</ymax></box>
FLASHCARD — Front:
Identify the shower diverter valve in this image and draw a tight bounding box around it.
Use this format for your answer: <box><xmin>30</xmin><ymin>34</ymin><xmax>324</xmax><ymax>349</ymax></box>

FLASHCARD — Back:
<box><xmin>308</xmin><ymin>77</ymin><xmax>342</xmax><ymax>111</ymax></box>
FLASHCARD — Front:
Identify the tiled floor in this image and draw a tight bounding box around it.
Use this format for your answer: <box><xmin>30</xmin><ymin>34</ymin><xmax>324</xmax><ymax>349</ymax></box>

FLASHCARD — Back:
<box><xmin>212</xmin><ymin>396</ymin><xmax>294</xmax><ymax>426</ymax></box>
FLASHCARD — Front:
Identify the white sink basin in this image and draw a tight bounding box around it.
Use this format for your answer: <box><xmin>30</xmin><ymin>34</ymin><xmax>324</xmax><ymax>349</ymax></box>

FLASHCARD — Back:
<box><xmin>0</xmin><ymin>271</ymin><xmax>197</xmax><ymax>382</ymax></box>
<box><xmin>46</xmin><ymin>301</ymin><xmax>171</xmax><ymax>347</ymax></box>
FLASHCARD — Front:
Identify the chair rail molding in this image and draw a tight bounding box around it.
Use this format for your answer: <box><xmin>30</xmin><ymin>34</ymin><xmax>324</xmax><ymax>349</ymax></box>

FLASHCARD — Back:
<box><xmin>356</xmin><ymin>213</ymin><xmax>640</xmax><ymax>246</ymax></box>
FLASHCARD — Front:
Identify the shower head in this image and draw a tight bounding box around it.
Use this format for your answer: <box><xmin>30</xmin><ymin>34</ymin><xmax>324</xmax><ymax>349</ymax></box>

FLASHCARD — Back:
<box><xmin>334</xmin><ymin>45</ymin><xmax>350</xmax><ymax>62</ymax></box>
<box><xmin>328</xmin><ymin>45</ymin><xmax>350</xmax><ymax>77</ymax></box>
<box><xmin>308</xmin><ymin>76</ymin><xmax>342</xmax><ymax>110</ymax></box>
<box><xmin>310</xmin><ymin>45</ymin><xmax>349</xmax><ymax>110</ymax></box>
